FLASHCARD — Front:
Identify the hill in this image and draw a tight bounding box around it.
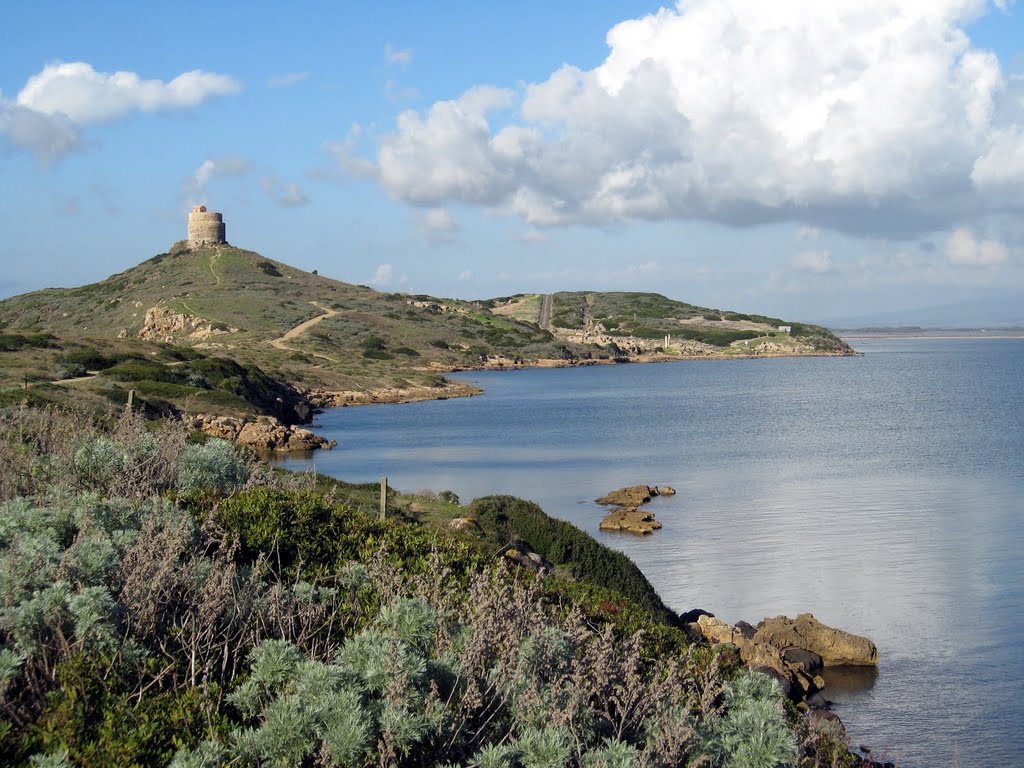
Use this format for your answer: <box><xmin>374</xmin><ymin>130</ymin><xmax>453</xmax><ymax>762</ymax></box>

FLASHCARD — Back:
<box><xmin>0</xmin><ymin>241</ymin><xmax>854</xmax><ymax>434</ymax></box>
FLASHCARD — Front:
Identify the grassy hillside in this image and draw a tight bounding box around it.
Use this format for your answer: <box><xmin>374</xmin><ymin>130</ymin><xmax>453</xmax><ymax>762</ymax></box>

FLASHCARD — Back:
<box><xmin>0</xmin><ymin>242</ymin><xmax>853</xmax><ymax>422</ymax></box>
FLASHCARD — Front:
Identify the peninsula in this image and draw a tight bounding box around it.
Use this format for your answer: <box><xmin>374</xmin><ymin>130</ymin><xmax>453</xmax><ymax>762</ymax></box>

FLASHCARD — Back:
<box><xmin>0</xmin><ymin>208</ymin><xmax>856</xmax><ymax>449</ymax></box>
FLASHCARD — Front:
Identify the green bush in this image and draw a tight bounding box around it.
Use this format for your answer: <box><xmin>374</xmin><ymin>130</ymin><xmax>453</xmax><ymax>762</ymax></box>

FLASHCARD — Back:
<box><xmin>0</xmin><ymin>333</ymin><xmax>58</xmax><ymax>352</ymax></box>
<box><xmin>467</xmin><ymin>496</ymin><xmax>676</xmax><ymax>625</ymax></box>
<box><xmin>99</xmin><ymin>360</ymin><xmax>182</xmax><ymax>384</ymax></box>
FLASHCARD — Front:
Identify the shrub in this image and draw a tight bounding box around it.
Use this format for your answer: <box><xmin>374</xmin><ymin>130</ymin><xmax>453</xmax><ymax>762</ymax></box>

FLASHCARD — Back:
<box><xmin>467</xmin><ymin>496</ymin><xmax>676</xmax><ymax>625</ymax></box>
<box><xmin>257</xmin><ymin>261</ymin><xmax>283</xmax><ymax>277</ymax></box>
<box><xmin>176</xmin><ymin>439</ymin><xmax>249</xmax><ymax>496</ymax></box>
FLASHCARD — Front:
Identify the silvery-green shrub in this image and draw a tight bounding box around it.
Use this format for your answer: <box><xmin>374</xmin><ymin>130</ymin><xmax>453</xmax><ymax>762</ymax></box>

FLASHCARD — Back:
<box><xmin>176</xmin><ymin>439</ymin><xmax>248</xmax><ymax>495</ymax></box>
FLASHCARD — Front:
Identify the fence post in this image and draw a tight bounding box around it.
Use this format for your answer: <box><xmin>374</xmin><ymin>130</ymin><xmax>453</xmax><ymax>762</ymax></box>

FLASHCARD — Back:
<box><xmin>379</xmin><ymin>476</ymin><xmax>388</xmax><ymax>520</ymax></box>
<box><xmin>127</xmin><ymin>389</ymin><xmax>135</xmax><ymax>410</ymax></box>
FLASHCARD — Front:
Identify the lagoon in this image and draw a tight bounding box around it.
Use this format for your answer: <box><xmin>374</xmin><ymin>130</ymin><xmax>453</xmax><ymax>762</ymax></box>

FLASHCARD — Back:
<box><xmin>277</xmin><ymin>338</ymin><xmax>1024</xmax><ymax>767</ymax></box>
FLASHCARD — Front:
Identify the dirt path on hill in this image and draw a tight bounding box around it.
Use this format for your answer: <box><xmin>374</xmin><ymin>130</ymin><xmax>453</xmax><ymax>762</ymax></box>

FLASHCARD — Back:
<box><xmin>269</xmin><ymin>301</ymin><xmax>340</xmax><ymax>361</ymax></box>
<box><xmin>538</xmin><ymin>293</ymin><xmax>553</xmax><ymax>330</ymax></box>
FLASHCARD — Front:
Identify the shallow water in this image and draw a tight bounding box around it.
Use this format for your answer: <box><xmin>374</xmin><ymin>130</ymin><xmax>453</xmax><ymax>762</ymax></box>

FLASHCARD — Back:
<box><xmin>277</xmin><ymin>339</ymin><xmax>1024</xmax><ymax>767</ymax></box>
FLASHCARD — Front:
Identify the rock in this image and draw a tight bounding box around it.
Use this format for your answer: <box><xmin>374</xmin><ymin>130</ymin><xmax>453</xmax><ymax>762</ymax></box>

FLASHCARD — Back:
<box><xmin>755</xmin><ymin>613</ymin><xmax>879</xmax><ymax>666</ymax></box>
<box><xmin>734</xmin><ymin>620</ymin><xmax>757</xmax><ymax>640</ymax></box>
<box><xmin>187</xmin><ymin>413</ymin><xmax>334</xmax><ymax>453</ymax></box>
<box><xmin>595</xmin><ymin>485</ymin><xmax>653</xmax><ymax>507</ymax></box>
<box><xmin>657</xmin><ymin>486</ymin><xmax>676</xmax><ymax>496</ymax></box>
<box><xmin>448</xmin><ymin>517</ymin><xmax>481</xmax><ymax>532</ymax></box>
<box><xmin>679</xmin><ymin>608</ymin><xmax>714</xmax><ymax>624</ymax></box>
<box><xmin>598</xmin><ymin>507</ymin><xmax>662</xmax><ymax>534</ymax></box>
<box><xmin>783</xmin><ymin>648</ymin><xmax>824</xmax><ymax>673</ymax></box>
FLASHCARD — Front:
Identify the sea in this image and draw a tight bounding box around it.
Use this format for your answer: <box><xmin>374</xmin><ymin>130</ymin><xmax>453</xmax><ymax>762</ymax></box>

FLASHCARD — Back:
<box><xmin>276</xmin><ymin>338</ymin><xmax>1024</xmax><ymax>767</ymax></box>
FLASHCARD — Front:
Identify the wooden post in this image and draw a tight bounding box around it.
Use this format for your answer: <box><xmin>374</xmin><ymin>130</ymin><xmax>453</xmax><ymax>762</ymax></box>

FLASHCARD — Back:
<box><xmin>127</xmin><ymin>389</ymin><xmax>135</xmax><ymax>409</ymax></box>
<box><xmin>379</xmin><ymin>476</ymin><xmax>388</xmax><ymax>520</ymax></box>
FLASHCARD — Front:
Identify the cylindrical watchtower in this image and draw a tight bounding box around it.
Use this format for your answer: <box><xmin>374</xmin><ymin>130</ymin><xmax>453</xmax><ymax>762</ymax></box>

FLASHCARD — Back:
<box><xmin>187</xmin><ymin>205</ymin><xmax>227</xmax><ymax>247</ymax></box>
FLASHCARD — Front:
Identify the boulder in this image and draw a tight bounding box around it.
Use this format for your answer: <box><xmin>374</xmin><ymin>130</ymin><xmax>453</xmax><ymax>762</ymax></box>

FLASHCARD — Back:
<box><xmin>783</xmin><ymin>648</ymin><xmax>824</xmax><ymax>673</ymax></box>
<box><xmin>657</xmin><ymin>486</ymin><xmax>676</xmax><ymax>496</ymax></box>
<box><xmin>599</xmin><ymin>507</ymin><xmax>662</xmax><ymax>534</ymax></box>
<box><xmin>448</xmin><ymin>517</ymin><xmax>481</xmax><ymax>533</ymax></box>
<box><xmin>755</xmin><ymin>613</ymin><xmax>879</xmax><ymax>666</ymax></box>
<box><xmin>596</xmin><ymin>485</ymin><xmax>653</xmax><ymax>507</ymax></box>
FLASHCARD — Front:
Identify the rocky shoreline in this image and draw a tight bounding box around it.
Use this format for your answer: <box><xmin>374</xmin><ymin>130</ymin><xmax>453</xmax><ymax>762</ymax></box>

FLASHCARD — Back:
<box><xmin>685</xmin><ymin>610</ymin><xmax>889</xmax><ymax>765</ymax></box>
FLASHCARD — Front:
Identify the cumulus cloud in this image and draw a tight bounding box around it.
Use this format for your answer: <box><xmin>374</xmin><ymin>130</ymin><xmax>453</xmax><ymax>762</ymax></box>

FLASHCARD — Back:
<box><xmin>371</xmin><ymin>264</ymin><xmax>394</xmax><ymax>286</ymax></box>
<box><xmin>17</xmin><ymin>61</ymin><xmax>240</xmax><ymax>123</ymax></box>
<box><xmin>792</xmin><ymin>250</ymin><xmax>835</xmax><ymax>274</ymax></box>
<box><xmin>946</xmin><ymin>228</ymin><xmax>1009</xmax><ymax>266</ymax></box>
<box><xmin>345</xmin><ymin>1</ymin><xmax>1024</xmax><ymax>239</ymax></box>
<box><xmin>0</xmin><ymin>61</ymin><xmax>240</xmax><ymax>163</ymax></box>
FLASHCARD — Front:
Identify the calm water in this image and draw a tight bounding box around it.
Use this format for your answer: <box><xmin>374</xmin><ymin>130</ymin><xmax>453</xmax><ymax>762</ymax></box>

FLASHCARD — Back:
<box><xmin>278</xmin><ymin>339</ymin><xmax>1024</xmax><ymax>767</ymax></box>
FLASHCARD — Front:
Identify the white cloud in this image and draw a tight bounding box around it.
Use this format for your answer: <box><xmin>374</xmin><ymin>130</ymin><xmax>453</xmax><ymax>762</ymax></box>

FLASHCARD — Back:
<box><xmin>17</xmin><ymin>61</ymin><xmax>240</xmax><ymax>123</ymax></box>
<box><xmin>186</xmin><ymin>156</ymin><xmax>250</xmax><ymax>198</ymax></box>
<box><xmin>457</xmin><ymin>269</ymin><xmax>473</xmax><ymax>281</ymax></box>
<box><xmin>0</xmin><ymin>61</ymin><xmax>239</xmax><ymax>163</ymax></box>
<box><xmin>268</xmin><ymin>72</ymin><xmax>308</xmax><ymax>88</ymax></box>
<box><xmin>351</xmin><ymin>1</ymin><xmax>1023</xmax><ymax>239</ymax></box>
<box><xmin>385</xmin><ymin>44</ymin><xmax>413</xmax><ymax>66</ymax></box>
<box><xmin>946</xmin><ymin>228</ymin><xmax>1009</xmax><ymax>266</ymax></box>
<box><xmin>371</xmin><ymin>264</ymin><xmax>394</xmax><ymax>286</ymax></box>
<box><xmin>796</xmin><ymin>226</ymin><xmax>822</xmax><ymax>242</ymax></box>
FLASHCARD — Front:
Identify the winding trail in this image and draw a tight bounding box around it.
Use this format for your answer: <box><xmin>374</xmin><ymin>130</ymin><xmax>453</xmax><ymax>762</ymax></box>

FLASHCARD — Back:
<box><xmin>270</xmin><ymin>301</ymin><xmax>339</xmax><ymax>361</ymax></box>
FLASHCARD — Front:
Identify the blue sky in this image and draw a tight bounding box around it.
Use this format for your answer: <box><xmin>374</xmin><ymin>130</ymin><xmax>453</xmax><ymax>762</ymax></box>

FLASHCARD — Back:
<box><xmin>2</xmin><ymin>1</ymin><xmax>1023</xmax><ymax>324</ymax></box>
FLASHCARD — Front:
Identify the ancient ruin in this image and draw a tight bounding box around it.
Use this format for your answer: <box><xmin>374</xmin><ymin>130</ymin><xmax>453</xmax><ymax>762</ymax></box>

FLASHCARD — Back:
<box><xmin>187</xmin><ymin>205</ymin><xmax>226</xmax><ymax>247</ymax></box>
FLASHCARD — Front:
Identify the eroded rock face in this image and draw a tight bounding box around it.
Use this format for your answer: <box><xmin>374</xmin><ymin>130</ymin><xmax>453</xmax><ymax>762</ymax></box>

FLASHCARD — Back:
<box><xmin>138</xmin><ymin>304</ymin><xmax>238</xmax><ymax>342</ymax></box>
<box><xmin>755</xmin><ymin>613</ymin><xmax>879</xmax><ymax>667</ymax></box>
<box><xmin>185</xmin><ymin>414</ymin><xmax>334</xmax><ymax>453</ymax></box>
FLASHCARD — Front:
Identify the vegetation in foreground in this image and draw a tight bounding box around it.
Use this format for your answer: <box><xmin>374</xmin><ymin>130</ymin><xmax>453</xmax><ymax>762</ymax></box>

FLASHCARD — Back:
<box><xmin>0</xmin><ymin>403</ymin><xmax>857</xmax><ymax>767</ymax></box>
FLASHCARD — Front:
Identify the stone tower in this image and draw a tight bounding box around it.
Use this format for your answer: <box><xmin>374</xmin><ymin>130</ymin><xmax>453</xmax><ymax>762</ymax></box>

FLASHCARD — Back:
<box><xmin>187</xmin><ymin>205</ymin><xmax>227</xmax><ymax>247</ymax></box>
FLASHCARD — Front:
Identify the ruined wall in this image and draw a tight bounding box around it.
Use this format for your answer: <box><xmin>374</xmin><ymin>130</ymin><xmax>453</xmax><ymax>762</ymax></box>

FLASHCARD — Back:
<box><xmin>187</xmin><ymin>205</ymin><xmax>227</xmax><ymax>247</ymax></box>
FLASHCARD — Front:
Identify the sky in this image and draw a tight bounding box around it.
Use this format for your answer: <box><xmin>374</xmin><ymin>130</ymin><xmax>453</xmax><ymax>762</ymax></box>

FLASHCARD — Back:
<box><xmin>2</xmin><ymin>0</ymin><xmax>1023</xmax><ymax>324</ymax></box>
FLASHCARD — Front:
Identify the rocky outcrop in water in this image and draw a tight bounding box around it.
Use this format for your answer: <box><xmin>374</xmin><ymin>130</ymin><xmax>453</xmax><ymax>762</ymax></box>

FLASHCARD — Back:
<box><xmin>596</xmin><ymin>484</ymin><xmax>675</xmax><ymax>534</ymax></box>
<box><xmin>692</xmin><ymin>612</ymin><xmax>877</xmax><ymax>711</ymax></box>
